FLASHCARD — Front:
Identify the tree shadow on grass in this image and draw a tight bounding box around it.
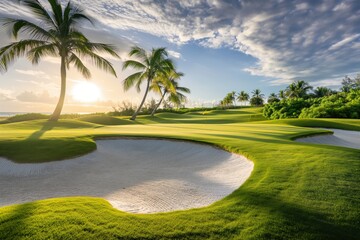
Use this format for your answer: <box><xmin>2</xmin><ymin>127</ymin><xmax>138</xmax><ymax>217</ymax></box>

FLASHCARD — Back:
<box><xmin>27</xmin><ymin>122</ymin><xmax>55</xmax><ymax>140</ymax></box>
<box><xmin>224</xmin><ymin>188</ymin><xmax>359</xmax><ymax>239</ymax></box>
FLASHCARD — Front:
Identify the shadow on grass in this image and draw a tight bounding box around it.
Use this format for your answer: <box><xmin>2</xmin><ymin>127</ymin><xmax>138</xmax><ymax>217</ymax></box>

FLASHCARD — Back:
<box><xmin>223</xmin><ymin>188</ymin><xmax>359</xmax><ymax>239</ymax></box>
<box><xmin>27</xmin><ymin>122</ymin><xmax>55</xmax><ymax>140</ymax></box>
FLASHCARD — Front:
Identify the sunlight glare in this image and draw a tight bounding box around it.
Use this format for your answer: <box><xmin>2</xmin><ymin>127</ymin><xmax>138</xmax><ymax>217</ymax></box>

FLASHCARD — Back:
<box><xmin>72</xmin><ymin>81</ymin><xmax>101</xmax><ymax>103</ymax></box>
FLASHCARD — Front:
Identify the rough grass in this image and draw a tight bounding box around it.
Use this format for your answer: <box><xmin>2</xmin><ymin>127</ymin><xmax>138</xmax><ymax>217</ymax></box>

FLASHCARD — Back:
<box><xmin>0</xmin><ymin>108</ymin><xmax>359</xmax><ymax>239</ymax></box>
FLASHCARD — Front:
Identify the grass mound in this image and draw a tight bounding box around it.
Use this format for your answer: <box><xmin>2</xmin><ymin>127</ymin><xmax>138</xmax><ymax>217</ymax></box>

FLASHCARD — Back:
<box><xmin>0</xmin><ymin>113</ymin><xmax>48</xmax><ymax>124</ymax></box>
<box><xmin>77</xmin><ymin>115</ymin><xmax>134</xmax><ymax>125</ymax></box>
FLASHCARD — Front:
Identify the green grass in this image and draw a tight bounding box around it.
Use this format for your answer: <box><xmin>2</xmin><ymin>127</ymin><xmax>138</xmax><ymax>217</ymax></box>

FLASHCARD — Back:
<box><xmin>0</xmin><ymin>108</ymin><xmax>359</xmax><ymax>239</ymax></box>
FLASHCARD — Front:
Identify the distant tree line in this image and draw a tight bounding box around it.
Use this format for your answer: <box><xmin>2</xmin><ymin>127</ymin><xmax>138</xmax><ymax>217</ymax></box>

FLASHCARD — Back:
<box><xmin>263</xmin><ymin>75</ymin><xmax>360</xmax><ymax>119</ymax></box>
<box><xmin>219</xmin><ymin>89</ymin><xmax>264</xmax><ymax>108</ymax></box>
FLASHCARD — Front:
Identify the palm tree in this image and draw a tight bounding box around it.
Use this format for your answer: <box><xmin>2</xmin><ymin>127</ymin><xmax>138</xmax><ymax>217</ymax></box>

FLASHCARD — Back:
<box><xmin>267</xmin><ymin>93</ymin><xmax>279</xmax><ymax>104</ymax></box>
<box><xmin>165</xmin><ymin>79</ymin><xmax>190</xmax><ymax>109</ymax></box>
<box><xmin>237</xmin><ymin>91</ymin><xmax>249</xmax><ymax>105</ymax></box>
<box><xmin>250</xmin><ymin>89</ymin><xmax>264</xmax><ymax>106</ymax></box>
<box><xmin>122</xmin><ymin>46</ymin><xmax>174</xmax><ymax>120</ymax></box>
<box><xmin>0</xmin><ymin>0</ymin><xmax>119</xmax><ymax>121</ymax></box>
<box><xmin>278</xmin><ymin>90</ymin><xmax>286</xmax><ymax>100</ymax></box>
<box><xmin>313</xmin><ymin>87</ymin><xmax>334</xmax><ymax>98</ymax></box>
<box><xmin>286</xmin><ymin>80</ymin><xmax>313</xmax><ymax>98</ymax></box>
<box><xmin>150</xmin><ymin>70</ymin><xmax>189</xmax><ymax>116</ymax></box>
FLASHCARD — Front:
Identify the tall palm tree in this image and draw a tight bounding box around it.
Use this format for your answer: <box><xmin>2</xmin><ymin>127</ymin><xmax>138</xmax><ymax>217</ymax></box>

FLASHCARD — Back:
<box><xmin>122</xmin><ymin>46</ymin><xmax>174</xmax><ymax>120</ymax></box>
<box><xmin>237</xmin><ymin>91</ymin><xmax>249</xmax><ymax>105</ymax></box>
<box><xmin>150</xmin><ymin>70</ymin><xmax>186</xmax><ymax>116</ymax></box>
<box><xmin>250</xmin><ymin>89</ymin><xmax>264</xmax><ymax>106</ymax></box>
<box><xmin>0</xmin><ymin>0</ymin><xmax>119</xmax><ymax>121</ymax></box>
<box><xmin>286</xmin><ymin>80</ymin><xmax>312</xmax><ymax>98</ymax></box>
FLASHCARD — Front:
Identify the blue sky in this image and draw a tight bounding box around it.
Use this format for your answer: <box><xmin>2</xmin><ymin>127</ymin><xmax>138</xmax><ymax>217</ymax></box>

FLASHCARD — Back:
<box><xmin>0</xmin><ymin>0</ymin><xmax>359</xmax><ymax>112</ymax></box>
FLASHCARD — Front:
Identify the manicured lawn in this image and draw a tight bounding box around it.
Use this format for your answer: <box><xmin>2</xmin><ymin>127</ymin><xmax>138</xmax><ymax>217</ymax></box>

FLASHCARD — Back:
<box><xmin>0</xmin><ymin>108</ymin><xmax>359</xmax><ymax>239</ymax></box>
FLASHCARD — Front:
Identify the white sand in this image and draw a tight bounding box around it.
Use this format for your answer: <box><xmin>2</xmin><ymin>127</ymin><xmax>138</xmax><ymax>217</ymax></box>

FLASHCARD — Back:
<box><xmin>295</xmin><ymin>128</ymin><xmax>360</xmax><ymax>150</ymax></box>
<box><xmin>0</xmin><ymin>139</ymin><xmax>253</xmax><ymax>213</ymax></box>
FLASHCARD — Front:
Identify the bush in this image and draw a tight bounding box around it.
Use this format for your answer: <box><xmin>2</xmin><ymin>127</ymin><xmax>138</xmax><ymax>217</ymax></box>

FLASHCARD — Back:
<box><xmin>264</xmin><ymin>90</ymin><xmax>360</xmax><ymax>119</ymax></box>
<box><xmin>299</xmin><ymin>90</ymin><xmax>360</xmax><ymax>118</ymax></box>
<box><xmin>263</xmin><ymin>98</ymin><xmax>316</xmax><ymax>119</ymax></box>
<box><xmin>109</xmin><ymin>101</ymin><xmax>137</xmax><ymax>116</ymax></box>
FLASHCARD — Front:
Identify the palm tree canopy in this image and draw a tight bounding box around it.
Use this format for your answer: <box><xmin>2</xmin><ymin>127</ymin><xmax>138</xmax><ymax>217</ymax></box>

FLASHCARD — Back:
<box><xmin>285</xmin><ymin>80</ymin><xmax>313</xmax><ymax>98</ymax></box>
<box><xmin>122</xmin><ymin>46</ymin><xmax>175</xmax><ymax>92</ymax></box>
<box><xmin>150</xmin><ymin>70</ymin><xmax>183</xmax><ymax>95</ymax></box>
<box><xmin>0</xmin><ymin>0</ymin><xmax>119</xmax><ymax>77</ymax></box>
<box><xmin>252</xmin><ymin>89</ymin><xmax>264</xmax><ymax>98</ymax></box>
<box><xmin>237</xmin><ymin>91</ymin><xmax>249</xmax><ymax>101</ymax></box>
<box><xmin>314</xmin><ymin>87</ymin><xmax>334</xmax><ymax>98</ymax></box>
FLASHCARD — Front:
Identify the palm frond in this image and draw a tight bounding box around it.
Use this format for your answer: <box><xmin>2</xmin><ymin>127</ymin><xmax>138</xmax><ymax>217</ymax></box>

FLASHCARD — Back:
<box><xmin>69</xmin><ymin>12</ymin><xmax>94</xmax><ymax>26</ymax></box>
<box><xmin>75</xmin><ymin>49</ymin><xmax>117</xmax><ymax>77</ymax></box>
<box><xmin>27</xmin><ymin>43</ymin><xmax>58</xmax><ymax>64</ymax></box>
<box><xmin>47</xmin><ymin>0</ymin><xmax>63</xmax><ymax>27</ymax></box>
<box><xmin>123</xmin><ymin>71</ymin><xmax>145</xmax><ymax>92</ymax></box>
<box><xmin>19</xmin><ymin>0</ymin><xmax>57</xmax><ymax>28</ymax></box>
<box><xmin>3</xmin><ymin>19</ymin><xmax>54</xmax><ymax>41</ymax></box>
<box><xmin>176</xmin><ymin>86</ymin><xmax>191</xmax><ymax>94</ymax></box>
<box><xmin>0</xmin><ymin>40</ymin><xmax>46</xmax><ymax>71</ymax></box>
<box><xmin>128</xmin><ymin>46</ymin><xmax>148</xmax><ymax>64</ymax></box>
<box><xmin>122</xmin><ymin>60</ymin><xmax>146</xmax><ymax>71</ymax></box>
<box><xmin>83</xmin><ymin>42</ymin><xmax>119</xmax><ymax>58</ymax></box>
<box><xmin>68</xmin><ymin>53</ymin><xmax>91</xmax><ymax>78</ymax></box>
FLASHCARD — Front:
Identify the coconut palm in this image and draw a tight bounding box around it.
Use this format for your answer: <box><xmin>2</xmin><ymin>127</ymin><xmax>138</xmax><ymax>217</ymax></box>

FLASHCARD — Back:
<box><xmin>0</xmin><ymin>0</ymin><xmax>119</xmax><ymax>121</ymax></box>
<box><xmin>278</xmin><ymin>90</ymin><xmax>286</xmax><ymax>100</ymax></box>
<box><xmin>267</xmin><ymin>93</ymin><xmax>279</xmax><ymax>104</ymax></box>
<box><xmin>166</xmin><ymin>79</ymin><xmax>190</xmax><ymax>107</ymax></box>
<box><xmin>237</xmin><ymin>91</ymin><xmax>249</xmax><ymax>105</ymax></box>
<box><xmin>286</xmin><ymin>80</ymin><xmax>313</xmax><ymax>98</ymax></box>
<box><xmin>150</xmin><ymin>70</ymin><xmax>189</xmax><ymax>116</ymax></box>
<box><xmin>313</xmin><ymin>87</ymin><xmax>334</xmax><ymax>98</ymax></box>
<box><xmin>122</xmin><ymin>46</ymin><xmax>174</xmax><ymax>120</ymax></box>
<box><xmin>250</xmin><ymin>89</ymin><xmax>264</xmax><ymax>106</ymax></box>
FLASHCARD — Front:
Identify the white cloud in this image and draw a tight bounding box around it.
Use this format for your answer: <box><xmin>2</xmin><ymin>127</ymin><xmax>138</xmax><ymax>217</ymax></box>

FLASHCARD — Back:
<box><xmin>328</xmin><ymin>34</ymin><xmax>360</xmax><ymax>51</ymax></box>
<box><xmin>168</xmin><ymin>50</ymin><xmax>182</xmax><ymax>59</ymax></box>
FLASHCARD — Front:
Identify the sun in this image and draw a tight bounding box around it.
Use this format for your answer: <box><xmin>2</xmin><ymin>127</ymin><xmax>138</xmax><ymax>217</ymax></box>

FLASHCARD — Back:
<box><xmin>72</xmin><ymin>81</ymin><xmax>101</xmax><ymax>103</ymax></box>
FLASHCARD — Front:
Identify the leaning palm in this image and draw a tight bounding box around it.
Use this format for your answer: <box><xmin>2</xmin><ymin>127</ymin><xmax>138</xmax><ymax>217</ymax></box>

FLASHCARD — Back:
<box><xmin>0</xmin><ymin>0</ymin><xmax>119</xmax><ymax>121</ymax></box>
<box><xmin>122</xmin><ymin>46</ymin><xmax>174</xmax><ymax>120</ymax></box>
<box><xmin>150</xmin><ymin>70</ymin><xmax>184</xmax><ymax>116</ymax></box>
<box><xmin>166</xmin><ymin>80</ymin><xmax>190</xmax><ymax>108</ymax></box>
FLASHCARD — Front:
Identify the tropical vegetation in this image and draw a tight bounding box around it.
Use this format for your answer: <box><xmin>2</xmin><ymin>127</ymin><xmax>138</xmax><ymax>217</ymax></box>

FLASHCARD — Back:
<box><xmin>263</xmin><ymin>75</ymin><xmax>360</xmax><ymax>119</ymax></box>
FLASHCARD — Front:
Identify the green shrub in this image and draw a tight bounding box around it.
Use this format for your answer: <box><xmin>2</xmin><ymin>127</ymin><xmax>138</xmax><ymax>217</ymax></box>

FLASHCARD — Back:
<box><xmin>264</xmin><ymin>90</ymin><xmax>360</xmax><ymax>119</ymax></box>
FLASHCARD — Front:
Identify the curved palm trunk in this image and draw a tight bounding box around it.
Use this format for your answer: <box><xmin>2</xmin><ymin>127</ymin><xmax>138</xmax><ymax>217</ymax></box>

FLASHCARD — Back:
<box><xmin>131</xmin><ymin>78</ymin><xmax>151</xmax><ymax>121</ymax></box>
<box><xmin>49</xmin><ymin>55</ymin><xmax>66</xmax><ymax>121</ymax></box>
<box><xmin>151</xmin><ymin>90</ymin><xmax>167</xmax><ymax>116</ymax></box>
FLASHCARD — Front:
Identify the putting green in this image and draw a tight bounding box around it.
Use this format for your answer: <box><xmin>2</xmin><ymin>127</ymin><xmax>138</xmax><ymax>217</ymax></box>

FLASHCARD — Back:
<box><xmin>0</xmin><ymin>108</ymin><xmax>359</xmax><ymax>239</ymax></box>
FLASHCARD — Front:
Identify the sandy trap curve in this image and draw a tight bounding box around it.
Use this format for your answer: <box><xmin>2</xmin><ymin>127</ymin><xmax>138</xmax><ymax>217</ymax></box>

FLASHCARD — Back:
<box><xmin>295</xmin><ymin>128</ymin><xmax>360</xmax><ymax>150</ymax></box>
<box><xmin>0</xmin><ymin>139</ymin><xmax>253</xmax><ymax>213</ymax></box>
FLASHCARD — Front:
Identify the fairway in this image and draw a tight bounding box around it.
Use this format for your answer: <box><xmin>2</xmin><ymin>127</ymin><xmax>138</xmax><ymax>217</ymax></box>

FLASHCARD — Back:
<box><xmin>0</xmin><ymin>108</ymin><xmax>359</xmax><ymax>239</ymax></box>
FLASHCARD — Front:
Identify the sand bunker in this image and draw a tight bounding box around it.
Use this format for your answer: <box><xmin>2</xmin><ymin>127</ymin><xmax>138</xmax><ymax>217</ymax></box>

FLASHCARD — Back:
<box><xmin>0</xmin><ymin>139</ymin><xmax>253</xmax><ymax>213</ymax></box>
<box><xmin>295</xmin><ymin>128</ymin><xmax>360</xmax><ymax>150</ymax></box>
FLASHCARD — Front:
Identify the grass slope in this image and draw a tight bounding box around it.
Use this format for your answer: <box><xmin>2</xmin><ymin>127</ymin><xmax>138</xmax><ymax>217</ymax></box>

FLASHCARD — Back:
<box><xmin>0</xmin><ymin>108</ymin><xmax>359</xmax><ymax>239</ymax></box>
